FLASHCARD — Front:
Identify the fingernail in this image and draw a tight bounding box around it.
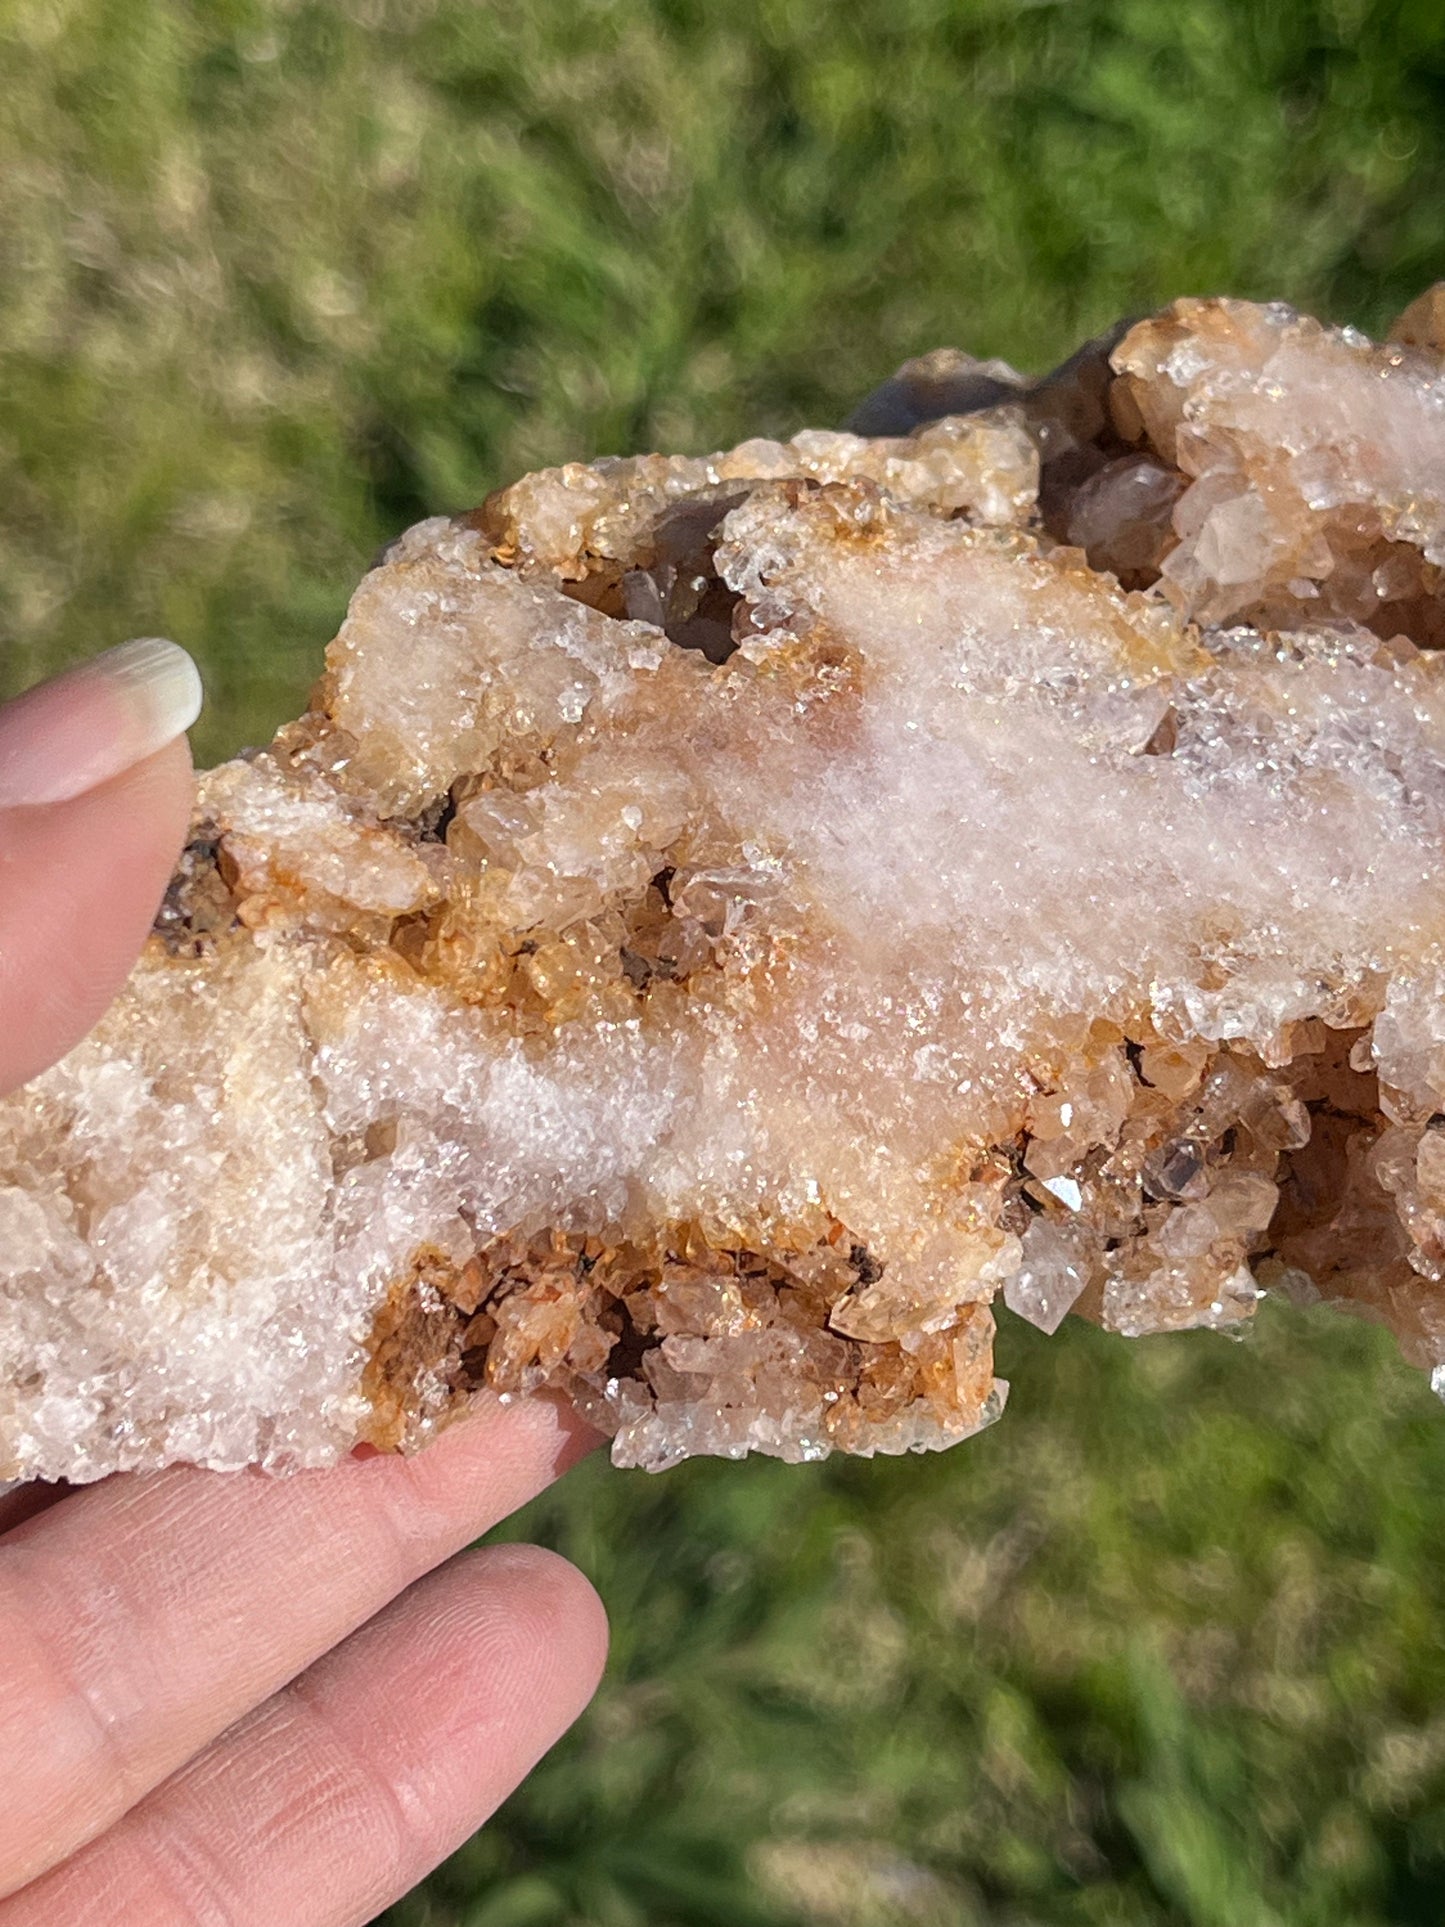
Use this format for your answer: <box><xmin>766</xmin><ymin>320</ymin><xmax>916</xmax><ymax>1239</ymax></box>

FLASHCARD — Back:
<box><xmin>0</xmin><ymin>638</ymin><xmax>203</xmax><ymax>810</ymax></box>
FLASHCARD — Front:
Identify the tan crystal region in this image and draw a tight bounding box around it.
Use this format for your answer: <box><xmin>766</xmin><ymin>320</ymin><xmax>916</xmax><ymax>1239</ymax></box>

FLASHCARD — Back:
<box><xmin>3</xmin><ymin>291</ymin><xmax>1445</xmax><ymax>1482</ymax></box>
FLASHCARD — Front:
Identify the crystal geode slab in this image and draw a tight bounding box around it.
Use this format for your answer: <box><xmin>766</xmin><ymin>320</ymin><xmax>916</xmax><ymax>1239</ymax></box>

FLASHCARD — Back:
<box><xmin>4</xmin><ymin>291</ymin><xmax>1445</xmax><ymax>1481</ymax></box>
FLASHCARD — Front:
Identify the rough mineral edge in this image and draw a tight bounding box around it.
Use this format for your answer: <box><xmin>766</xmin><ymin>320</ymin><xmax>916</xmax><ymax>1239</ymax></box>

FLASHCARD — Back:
<box><xmin>1</xmin><ymin>289</ymin><xmax>1444</xmax><ymax>1484</ymax></box>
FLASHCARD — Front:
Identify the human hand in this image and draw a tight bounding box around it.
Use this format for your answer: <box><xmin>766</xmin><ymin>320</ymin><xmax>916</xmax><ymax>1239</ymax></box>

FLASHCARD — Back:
<box><xmin>0</xmin><ymin>645</ymin><xmax>608</xmax><ymax>1923</ymax></box>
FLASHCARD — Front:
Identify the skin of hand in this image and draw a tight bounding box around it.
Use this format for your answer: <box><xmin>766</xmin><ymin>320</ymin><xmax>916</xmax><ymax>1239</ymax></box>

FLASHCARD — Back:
<box><xmin>0</xmin><ymin>644</ymin><xmax>609</xmax><ymax>1924</ymax></box>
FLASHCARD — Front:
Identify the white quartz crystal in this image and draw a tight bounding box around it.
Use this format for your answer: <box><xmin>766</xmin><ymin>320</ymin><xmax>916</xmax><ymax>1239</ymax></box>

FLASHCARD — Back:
<box><xmin>2</xmin><ymin>292</ymin><xmax>1445</xmax><ymax>1480</ymax></box>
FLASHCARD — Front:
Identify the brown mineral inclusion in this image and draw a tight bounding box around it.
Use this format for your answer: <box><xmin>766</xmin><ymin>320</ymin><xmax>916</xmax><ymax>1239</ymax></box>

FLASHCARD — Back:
<box><xmin>3</xmin><ymin>290</ymin><xmax>1445</xmax><ymax>1481</ymax></box>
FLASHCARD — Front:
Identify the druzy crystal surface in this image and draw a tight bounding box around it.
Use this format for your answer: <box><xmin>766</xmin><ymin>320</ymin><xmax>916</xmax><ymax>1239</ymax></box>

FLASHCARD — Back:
<box><xmin>4</xmin><ymin>291</ymin><xmax>1445</xmax><ymax>1482</ymax></box>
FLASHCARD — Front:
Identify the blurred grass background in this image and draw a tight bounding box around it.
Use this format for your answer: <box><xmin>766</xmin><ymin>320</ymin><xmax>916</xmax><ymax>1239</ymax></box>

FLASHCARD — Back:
<box><xmin>3</xmin><ymin>0</ymin><xmax>1445</xmax><ymax>1919</ymax></box>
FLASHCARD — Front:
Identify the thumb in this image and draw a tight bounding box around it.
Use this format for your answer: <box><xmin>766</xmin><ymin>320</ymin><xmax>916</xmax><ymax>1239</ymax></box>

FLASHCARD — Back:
<box><xmin>0</xmin><ymin>639</ymin><xmax>200</xmax><ymax>1095</ymax></box>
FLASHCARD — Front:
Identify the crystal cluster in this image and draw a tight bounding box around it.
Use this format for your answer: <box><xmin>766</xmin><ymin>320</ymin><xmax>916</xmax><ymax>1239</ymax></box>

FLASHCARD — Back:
<box><xmin>3</xmin><ymin>290</ymin><xmax>1445</xmax><ymax>1481</ymax></box>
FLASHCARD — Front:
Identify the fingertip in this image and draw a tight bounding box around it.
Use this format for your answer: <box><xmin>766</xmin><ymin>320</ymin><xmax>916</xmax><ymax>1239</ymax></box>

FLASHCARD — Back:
<box><xmin>454</xmin><ymin>1389</ymin><xmax>605</xmax><ymax>1487</ymax></box>
<box><xmin>0</xmin><ymin>640</ymin><xmax>202</xmax><ymax>811</ymax></box>
<box><xmin>357</xmin><ymin>1390</ymin><xmax>603</xmax><ymax>1554</ymax></box>
<box><xmin>465</xmin><ymin>1542</ymin><xmax>611</xmax><ymax>1707</ymax></box>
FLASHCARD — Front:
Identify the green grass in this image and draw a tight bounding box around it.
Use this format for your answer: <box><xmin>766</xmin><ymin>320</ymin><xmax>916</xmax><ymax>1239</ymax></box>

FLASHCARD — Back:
<box><xmin>3</xmin><ymin>1</ymin><xmax>1445</xmax><ymax>1920</ymax></box>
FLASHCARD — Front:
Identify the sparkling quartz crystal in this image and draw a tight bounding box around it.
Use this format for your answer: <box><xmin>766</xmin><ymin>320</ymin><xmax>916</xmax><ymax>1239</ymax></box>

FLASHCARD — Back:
<box><xmin>4</xmin><ymin>290</ymin><xmax>1445</xmax><ymax>1481</ymax></box>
